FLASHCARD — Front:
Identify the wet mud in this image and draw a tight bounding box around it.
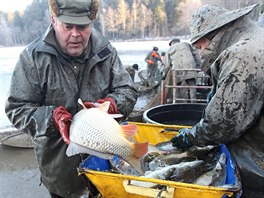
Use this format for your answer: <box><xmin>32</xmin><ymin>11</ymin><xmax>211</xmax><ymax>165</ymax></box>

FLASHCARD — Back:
<box><xmin>0</xmin><ymin>144</ymin><xmax>49</xmax><ymax>198</ymax></box>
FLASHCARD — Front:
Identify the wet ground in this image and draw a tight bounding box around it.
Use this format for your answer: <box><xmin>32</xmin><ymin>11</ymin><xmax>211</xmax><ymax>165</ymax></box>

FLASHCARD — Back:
<box><xmin>0</xmin><ymin>144</ymin><xmax>49</xmax><ymax>198</ymax></box>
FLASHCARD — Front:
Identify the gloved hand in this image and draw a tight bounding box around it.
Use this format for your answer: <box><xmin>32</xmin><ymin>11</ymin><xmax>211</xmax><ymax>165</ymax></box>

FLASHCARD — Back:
<box><xmin>147</xmin><ymin>60</ymin><xmax>154</xmax><ymax>64</ymax></box>
<box><xmin>171</xmin><ymin>128</ymin><xmax>193</xmax><ymax>150</ymax></box>
<box><xmin>53</xmin><ymin>106</ymin><xmax>73</xmax><ymax>145</ymax></box>
<box><xmin>83</xmin><ymin>97</ymin><xmax>118</xmax><ymax>114</ymax></box>
<box><xmin>83</xmin><ymin>101</ymin><xmax>101</xmax><ymax>109</ymax></box>
<box><xmin>151</xmin><ymin>51</ymin><xmax>159</xmax><ymax>58</ymax></box>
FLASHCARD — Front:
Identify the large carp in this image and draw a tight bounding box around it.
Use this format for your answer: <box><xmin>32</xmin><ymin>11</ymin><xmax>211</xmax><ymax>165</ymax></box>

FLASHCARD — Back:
<box><xmin>66</xmin><ymin>99</ymin><xmax>148</xmax><ymax>174</ymax></box>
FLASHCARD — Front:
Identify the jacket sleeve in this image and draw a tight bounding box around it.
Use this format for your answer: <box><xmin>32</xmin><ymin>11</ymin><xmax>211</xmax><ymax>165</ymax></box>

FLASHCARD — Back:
<box><xmin>5</xmin><ymin>49</ymin><xmax>56</xmax><ymax>137</ymax></box>
<box><xmin>187</xmin><ymin>48</ymin><xmax>264</xmax><ymax>146</ymax></box>
<box><xmin>105</xmin><ymin>48</ymin><xmax>138</xmax><ymax>118</ymax></box>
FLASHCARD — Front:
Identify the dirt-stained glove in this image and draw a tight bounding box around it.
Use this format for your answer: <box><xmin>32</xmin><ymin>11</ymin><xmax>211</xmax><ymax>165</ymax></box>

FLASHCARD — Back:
<box><xmin>83</xmin><ymin>98</ymin><xmax>118</xmax><ymax>114</ymax></box>
<box><xmin>53</xmin><ymin>106</ymin><xmax>72</xmax><ymax>145</ymax></box>
<box><xmin>83</xmin><ymin>101</ymin><xmax>101</xmax><ymax>109</ymax></box>
<box><xmin>97</xmin><ymin>97</ymin><xmax>118</xmax><ymax>114</ymax></box>
<box><xmin>171</xmin><ymin>128</ymin><xmax>193</xmax><ymax>151</ymax></box>
<box><xmin>147</xmin><ymin>60</ymin><xmax>154</xmax><ymax>64</ymax></box>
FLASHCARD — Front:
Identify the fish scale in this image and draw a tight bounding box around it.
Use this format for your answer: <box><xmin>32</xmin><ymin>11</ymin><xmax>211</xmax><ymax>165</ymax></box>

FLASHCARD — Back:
<box><xmin>69</xmin><ymin>107</ymin><xmax>134</xmax><ymax>161</ymax></box>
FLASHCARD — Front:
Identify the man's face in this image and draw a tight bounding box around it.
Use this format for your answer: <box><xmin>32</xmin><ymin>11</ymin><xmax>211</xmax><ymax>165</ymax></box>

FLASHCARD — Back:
<box><xmin>52</xmin><ymin>16</ymin><xmax>92</xmax><ymax>57</ymax></box>
<box><xmin>193</xmin><ymin>37</ymin><xmax>213</xmax><ymax>73</ymax></box>
<box><xmin>193</xmin><ymin>37</ymin><xmax>210</xmax><ymax>52</ymax></box>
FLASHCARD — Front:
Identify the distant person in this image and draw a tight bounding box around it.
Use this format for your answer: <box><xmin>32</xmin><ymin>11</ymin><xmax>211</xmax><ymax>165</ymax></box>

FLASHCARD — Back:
<box><xmin>5</xmin><ymin>0</ymin><xmax>137</xmax><ymax>197</ymax></box>
<box><xmin>160</xmin><ymin>51</ymin><xmax>166</xmax><ymax>62</ymax></box>
<box><xmin>144</xmin><ymin>46</ymin><xmax>162</xmax><ymax>79</ymax></box>
<box><xmin>163</xmin><ymin>38</ymin><xmax>201</xmax><ymax>103</ymax></box>
<box><xmin>170</xmin><ymin>4</ymin><xmax>264</xmax><ymax>198</ymax></box>
<box><xmin>125</xmin><ymin>63</ymin><xmax>139</xmax><ymax>82</ymax></box>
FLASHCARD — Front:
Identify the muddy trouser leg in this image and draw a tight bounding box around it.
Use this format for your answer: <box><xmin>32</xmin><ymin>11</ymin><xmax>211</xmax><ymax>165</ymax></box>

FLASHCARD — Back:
<box><xmin>148</xmin><ymin>65</ymin><xmax>157</xmax><ymax>87</ymax></box>
<box><xmin>186</xmin><ymin>78</ymin><xmax>196</xmax><ymax>103</ymax></box>
<box><xmin>176</xmin><ymin>81</ymin><xmax>188</xmax><ymax>103</ymax></box>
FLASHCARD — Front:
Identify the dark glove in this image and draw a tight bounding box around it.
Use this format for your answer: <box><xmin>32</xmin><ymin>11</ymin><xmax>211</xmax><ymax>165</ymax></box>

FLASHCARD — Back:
<box><xmin>53</xmin><ymin>106</ymin><xmax>73</xmax><ymax>145</ymax></box>
<box><xmin>171</xmin><ymin>128</ymin><xmax>193</xmax><ymax>151</ymax></box>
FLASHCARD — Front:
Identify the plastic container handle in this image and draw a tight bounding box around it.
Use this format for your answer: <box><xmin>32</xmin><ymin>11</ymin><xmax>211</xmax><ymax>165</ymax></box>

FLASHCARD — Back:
<box><xmin>123</xmin><ymin>180</ymin><xmax>175</xmax><ymax>198</ymax></box>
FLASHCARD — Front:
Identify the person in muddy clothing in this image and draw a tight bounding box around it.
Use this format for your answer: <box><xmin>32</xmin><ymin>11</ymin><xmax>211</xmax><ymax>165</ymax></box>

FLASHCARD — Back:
<box><xmin>145</xmin><ymin>46</ymin><xmax>162</xmax><ymax>79</ymax></box>
<box><xmin>163</xmin><ymin>38</ymin><xmax>201</xmax><ymax>103</ymax></box>
<box><xmin>170</xmin><ymin>4</ymin><xmax>264</xmax><ymax>198</ymax></box>
<box><xmin>5</xmin><ymin>0</ymin><xmax>137</xmax><ymax>197</ymax></box>
<box><xmin>125</xmin><ymin>63</ymin><xmax>139</xmax><ymax>82</ymax></box>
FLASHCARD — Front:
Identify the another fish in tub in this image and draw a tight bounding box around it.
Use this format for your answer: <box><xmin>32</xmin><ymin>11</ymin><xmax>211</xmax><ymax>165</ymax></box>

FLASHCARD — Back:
<box><xmin>130</xmin><ymin>160</ymin><xmax>204</xmax><ymax>188</ymax></box>
<box><xmin>193</xmin><ymin>152</ymin><xmax>227</xmax><ymax>186</ymax></box>
<box><xmin>66</xmin><ymin>99</ymin><xmax>148</xmax><ymax>174</ymax></box>
<box><xmin>141</xmin><ymin>144</ymin><xmax>218</xmax><ymax>172</ymax></box>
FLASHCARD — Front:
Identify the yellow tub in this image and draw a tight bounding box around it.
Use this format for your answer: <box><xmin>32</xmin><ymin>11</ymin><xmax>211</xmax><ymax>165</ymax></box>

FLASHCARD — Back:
<box><xmin>79</xmin><ymin>122</ymin><xmax>241</xmax><ymax>198</ymax></box>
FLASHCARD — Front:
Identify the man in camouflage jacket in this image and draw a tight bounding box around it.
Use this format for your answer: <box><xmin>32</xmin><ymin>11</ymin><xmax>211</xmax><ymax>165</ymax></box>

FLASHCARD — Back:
<box><xmin>171</xmin><ymin>4</ymin><xmax>264</xmax><ymax>198</ymax></box>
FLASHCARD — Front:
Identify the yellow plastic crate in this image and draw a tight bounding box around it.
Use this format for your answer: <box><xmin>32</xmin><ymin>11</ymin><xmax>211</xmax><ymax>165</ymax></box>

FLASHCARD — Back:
<box><xmin>79</xmin><ymin>122</ymin><xmax>241</xmax><ymax>198</ymax></box>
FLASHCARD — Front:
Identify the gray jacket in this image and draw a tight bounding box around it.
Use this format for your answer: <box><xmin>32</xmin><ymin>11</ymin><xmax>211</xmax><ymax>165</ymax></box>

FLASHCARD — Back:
<box><xmin>5</xmin><ymin>26</ymin><xmax>137</xmax><ymax>197</ymax></box>
<box><xmin>186</xmin><ymin>17</ymin><xmax>264</xmax><ymax>197</ymax></box>
<box><xmin>164</xmin><ymin>42</ymin><xmax>201</xmax><ymax>82</ymax></box>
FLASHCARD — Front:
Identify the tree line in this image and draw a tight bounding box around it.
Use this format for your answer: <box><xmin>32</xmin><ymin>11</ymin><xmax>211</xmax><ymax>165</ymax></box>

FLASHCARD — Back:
<box><xmin>0</xmin><ymin>0</ymin><xmax>263</xmax><ymax>47</ymax></box>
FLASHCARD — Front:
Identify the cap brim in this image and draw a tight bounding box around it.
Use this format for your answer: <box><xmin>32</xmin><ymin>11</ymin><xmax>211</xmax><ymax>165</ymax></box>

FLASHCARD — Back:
<box><xmin>57</xmin><ymin>15</ymin><xmax>92</xmax><ymax>25</ymax></box>
<box><xmin>190</xmin><ymin>4</ymin><xmax>258</xmax><ymax>44</ymax></box>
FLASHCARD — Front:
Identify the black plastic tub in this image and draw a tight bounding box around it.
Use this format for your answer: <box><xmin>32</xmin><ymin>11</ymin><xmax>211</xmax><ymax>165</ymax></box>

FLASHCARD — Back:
<box><xmin>143</xmin><ymin>103</ymin><xmax>206</xmax><ymax>126</ymax></box>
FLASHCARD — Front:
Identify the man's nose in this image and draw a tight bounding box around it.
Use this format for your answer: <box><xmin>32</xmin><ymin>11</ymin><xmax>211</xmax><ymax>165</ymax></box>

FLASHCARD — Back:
<box><xmin>71</xmin><ymin>26</ymin><xmax>80</xmax><ymax>37</ymax></box>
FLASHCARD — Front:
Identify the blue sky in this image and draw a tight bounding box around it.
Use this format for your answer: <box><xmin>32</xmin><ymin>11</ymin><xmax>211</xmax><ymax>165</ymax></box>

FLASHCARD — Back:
<box><xmin>0</xmin><ymin>0</ymin><xmax>33</xmax><ymax>12</ymax></box>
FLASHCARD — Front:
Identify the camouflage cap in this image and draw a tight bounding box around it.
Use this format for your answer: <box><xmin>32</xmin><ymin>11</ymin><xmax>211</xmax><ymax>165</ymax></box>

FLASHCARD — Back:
<box><xmin>190</xmin><ymin>3</ymin><xmax>258</xmax><ymax>44</ymax></box>
<box><xmin>169</xmin><ymin>38</ymin><xmax>180</xmax><ymax>46</ymax></box>
<box><xmin>48</xmin><ymin>0</ymin><xmax>99</xmax><ymax>25</ymax></box>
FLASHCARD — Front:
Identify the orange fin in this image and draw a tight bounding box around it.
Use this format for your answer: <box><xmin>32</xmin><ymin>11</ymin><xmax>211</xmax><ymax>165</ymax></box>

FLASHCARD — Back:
<box><xmin>133</xmin><ymin>142</ymin><xmax>149</xmax><ymax>159</ymax></box>
<box><xmin>121</xmin><ymin>124</ymin><xmax>138</xmax><ymax>138</ymax></box>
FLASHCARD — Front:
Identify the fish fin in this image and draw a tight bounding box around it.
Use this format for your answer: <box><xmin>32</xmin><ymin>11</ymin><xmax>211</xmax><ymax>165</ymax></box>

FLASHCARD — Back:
<box><xmin>110</xmin><ymin>114</ymin><xmax>123</xmax><ymax>118</ymax></box>
<box><xmin>127</xmin><ymin>157</ymin><xmax>144</xmax><ymax>175</ymax></box>
<box><xmin>84</xmin><ymin>148</ymin><xmax>114</xmax><ymax>160</ymax></box>
<box><xmin>66</xmin><ymin>142</ymin><xmax>88</xmax><ymax>156</ymax></box>
<box><xmin>133</xmin><ymin>142</ymin><xmax>149</xmax><ymax>159</ymax></box>
<box><xmin>66</xmin><ymin>142</ymin><xmax>114</xmax><ymax>159</ymax></box>
<box><xmin>121</xmin><ymin>124</ymin><xmax>138</xmax><ymax>138</ymax></box>
<box><xmin>77</xmin><ymin>98</ymin><xmax>87</xmax><ymax>109</ymax></box>
<box><xmin>99</xmin><ymin>101</ymin><xmax>111</xmax><ymax>112</ymax></box>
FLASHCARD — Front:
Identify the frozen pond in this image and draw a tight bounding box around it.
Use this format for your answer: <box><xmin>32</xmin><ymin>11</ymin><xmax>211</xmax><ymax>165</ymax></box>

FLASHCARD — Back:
<box><xmin>0</xmin><ymin>40</ymin><xmax>173</xmax><ymax>127</ymax></box>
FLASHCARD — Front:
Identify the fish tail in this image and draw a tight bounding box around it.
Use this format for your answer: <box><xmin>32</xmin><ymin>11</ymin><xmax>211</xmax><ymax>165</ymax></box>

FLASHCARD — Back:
<box><xmin>133</xmin><ymin>142</ymin><xmax>148</xmax><ymax>159</ymax></box>
<box><xmin>121</xmin><ymin>124</ymin><xmax>138</xmax><ymax>138</ymax></box>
